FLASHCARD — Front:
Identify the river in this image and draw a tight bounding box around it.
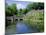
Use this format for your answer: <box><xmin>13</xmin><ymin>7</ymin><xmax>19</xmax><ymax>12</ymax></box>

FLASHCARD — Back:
<box><xmin>5</xmin><ymin>21</ymin><xmax>38</xmax><ymax>35</ymax></box>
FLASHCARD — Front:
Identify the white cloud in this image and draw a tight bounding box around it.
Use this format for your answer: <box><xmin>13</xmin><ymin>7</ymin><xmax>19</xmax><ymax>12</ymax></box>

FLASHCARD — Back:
<box><xmin>17</xmin><ymin>3</ymin><xmax>26</xmax><ymax>9</ymax></box>
<box><xmin>17</xmin><ymin>4</ymin><xmax>21</xmax><ymax>9</ymax></box>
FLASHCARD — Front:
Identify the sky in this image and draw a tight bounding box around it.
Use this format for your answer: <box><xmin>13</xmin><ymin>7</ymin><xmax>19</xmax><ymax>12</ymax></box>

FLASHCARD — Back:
<box><xmin>6</xmin><ymin>0</ymin><xmax>32</xmax><ymax>9</ymax></box>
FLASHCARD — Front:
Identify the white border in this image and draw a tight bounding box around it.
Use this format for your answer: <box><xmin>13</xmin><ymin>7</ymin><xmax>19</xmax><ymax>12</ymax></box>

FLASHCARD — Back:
<box><xmin>0</xmin><ymin>0</ymin><xmax>45</xmax><ymax>35</ymax></box>
<box><xmin>0</xmin><ymin>0</ymin><xmax>5</xmax><ymax>35</ymax></box>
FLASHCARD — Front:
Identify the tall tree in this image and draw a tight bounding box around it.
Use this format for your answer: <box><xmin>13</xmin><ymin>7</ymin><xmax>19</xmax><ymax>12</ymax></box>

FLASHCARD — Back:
<box><xmin>27</xmin><ymin>3</ymin><xmax>44</xmax><ymax>10</ymax></box>
<box><xmin>5</xmin><ymin>3</ymin><xmax>18</xmax><ymax>16</ymax></box>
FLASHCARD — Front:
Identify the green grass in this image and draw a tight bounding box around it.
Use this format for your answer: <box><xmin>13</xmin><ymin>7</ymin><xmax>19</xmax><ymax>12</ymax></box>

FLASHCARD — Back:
<box><xmin>23</xmin><ymin>10</ymin><xmax>44</xmax><ymax>32</ymax></box>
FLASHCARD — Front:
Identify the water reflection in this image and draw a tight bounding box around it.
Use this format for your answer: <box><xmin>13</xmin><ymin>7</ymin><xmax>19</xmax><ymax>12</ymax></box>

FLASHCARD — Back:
<box><xmin>5</xmin><ymin>21</ymin><xmax>38</xmax><ymax>35</ymax></box>
<box><xmin>16</xmin><ymin>22</ymin><xmax>29</xmax><ymax>33</ymax></box>
<box><xmin>16</xmin><ymin>21</ymin><xmax>38</xmax><ymax>34</ymax></box>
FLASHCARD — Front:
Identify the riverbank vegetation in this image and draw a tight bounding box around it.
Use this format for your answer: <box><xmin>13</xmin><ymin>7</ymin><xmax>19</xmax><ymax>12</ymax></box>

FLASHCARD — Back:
<box><xmin>23</xmin><ymin>10</ymin><xmax>44</xmax><ymax>32</ymax></box>
<box><xmin>5</xmin><ymin>2</ymin><xmax>44</xmax><ymax>32</ymax></box>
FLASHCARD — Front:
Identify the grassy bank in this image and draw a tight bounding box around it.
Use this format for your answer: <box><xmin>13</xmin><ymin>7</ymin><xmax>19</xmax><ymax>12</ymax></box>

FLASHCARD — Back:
<box><xmin>23</xmin><ymin>10</ymin><xmax>44</xmax><ymax>32</ymax></box>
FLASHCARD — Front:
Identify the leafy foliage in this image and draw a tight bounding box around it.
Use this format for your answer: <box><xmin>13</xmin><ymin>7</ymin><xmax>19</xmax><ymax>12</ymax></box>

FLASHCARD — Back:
<box><xmin>5</xmin><ymin>3</ymin><xmax>18</xmax><ymax>16</ymax></box>
<box><xmin>23</xmin><ymin>10</ymin><xmax>44</xmax><ymax>32</ymax></box>
<box><xmin>27</xmin><ymin>3</ymin><xmax>44</xmax><ymax>10</ymax></box>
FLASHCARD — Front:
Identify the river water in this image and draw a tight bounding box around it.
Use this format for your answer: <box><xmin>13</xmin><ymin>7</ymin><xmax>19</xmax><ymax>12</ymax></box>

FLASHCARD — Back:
<box><xmin>5</xmin><ymin>21</ymin><xmax>38</xmax><ymax>35</ymax></box>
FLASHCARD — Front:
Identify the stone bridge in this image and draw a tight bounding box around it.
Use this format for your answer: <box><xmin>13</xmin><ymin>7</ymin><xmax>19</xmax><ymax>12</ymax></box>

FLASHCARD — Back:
<box><xmin>6</xmin><ymin>15</ymin><xmax>25</xmax><ymax>24</ymax></box>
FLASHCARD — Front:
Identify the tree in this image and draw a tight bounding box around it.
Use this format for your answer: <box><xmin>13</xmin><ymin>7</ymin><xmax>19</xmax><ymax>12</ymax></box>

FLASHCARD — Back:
<box><xmin>5</xmin><ymin>3</ymin><xmax>12</xmax><ymax>16</ymax></box>
<box><xmin>27</xmin><ymin>3</ymin><xmax>44</xmax><ymax>10</ymax></box>
<box><xmin>10</xmin><ymin>4</ymin><xmax>18</xmax><ymax>15</ymax></box>
<box><xmin>27</xmin><ymin>3</ymin><xmax>33</xmax><ymax>10</ymax></box>
<box><xmin>5</xmin><ymin>3</ymin><xmax>18</xmax><ymax>16</ymax></box>
<box><xmin>22</xmin><ymin>8</ymin><xmax>29</xmax><ymax>14</ymax></box>
<box><xmin>38</xmin><ymin>3</ymin><xmax>44</xmax><ymax>9</ymax></box>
